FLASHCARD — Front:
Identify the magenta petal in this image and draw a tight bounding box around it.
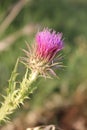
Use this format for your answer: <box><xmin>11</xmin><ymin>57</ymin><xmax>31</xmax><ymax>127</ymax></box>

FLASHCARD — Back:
<box><xmin>36</xmin><ymin>28</ymin><xmax>64</xmax><ymax>61</ymax></box>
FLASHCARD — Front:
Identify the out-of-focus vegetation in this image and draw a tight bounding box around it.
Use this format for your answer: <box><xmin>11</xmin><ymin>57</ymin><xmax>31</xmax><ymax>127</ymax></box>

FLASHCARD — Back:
<box><xmin>0</xmin><ymin>0</ymin><xmax>87</xmax><ymax>129</ymax></box>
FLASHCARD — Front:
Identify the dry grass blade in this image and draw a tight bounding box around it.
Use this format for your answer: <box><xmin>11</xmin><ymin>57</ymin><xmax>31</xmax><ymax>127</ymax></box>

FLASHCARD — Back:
<box><xmin>0</xmin><ymin>0</ymin><xmax>30</xmax><ymax>35</ymax></box>
<box><xmin>26</xmin><ymin>125</ymin><xmax>63</xmax><ymax>130</ymax></box>
<box><xmin>0</xmin><ymin>24</ymin><xmax>39</xmax><ymax>52</ymax></box>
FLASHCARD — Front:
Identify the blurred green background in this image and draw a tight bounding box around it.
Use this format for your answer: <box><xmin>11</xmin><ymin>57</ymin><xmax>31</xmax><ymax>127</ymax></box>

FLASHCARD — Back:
<box><xmin>0</xmin><ymin>0</ymin><xmax>87</xmax><ymax>121</ymax></box>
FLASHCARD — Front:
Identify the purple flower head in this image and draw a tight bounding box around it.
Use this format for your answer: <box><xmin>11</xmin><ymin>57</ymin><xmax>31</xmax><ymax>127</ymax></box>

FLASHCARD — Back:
<box><xmin>36</xmin><ymin>28</ymin><xmax>64</xmax><ymax>61</ymax></box>
<box><xmin>22</xmin><ymin>28</ymin><xmax>64</xmax><ymax>77</ymax></box>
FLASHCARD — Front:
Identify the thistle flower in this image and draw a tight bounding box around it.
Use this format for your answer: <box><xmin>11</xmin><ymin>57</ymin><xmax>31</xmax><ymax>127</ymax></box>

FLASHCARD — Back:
<box><xmin>23</xmin><ymin>28</ymin><xmax>64</xmax><ymax>77</ymax></box>
<box><xmin>0</xmin><ymin>28</ymin><xmax>64</xmax><ymax>123</ymax></box>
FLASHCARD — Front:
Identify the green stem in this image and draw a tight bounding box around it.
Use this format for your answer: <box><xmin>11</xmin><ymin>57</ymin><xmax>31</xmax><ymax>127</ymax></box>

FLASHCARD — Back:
<box><xmin>0</xmin><ymin>70</ymin><xmax>39</xmax><ymax>123</ymax></box>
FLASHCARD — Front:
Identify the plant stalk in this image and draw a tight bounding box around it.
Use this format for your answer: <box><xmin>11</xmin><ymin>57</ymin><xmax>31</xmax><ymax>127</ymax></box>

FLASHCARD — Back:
<box><xmin>0</xmin><ymin>70</ymin><xmax>38</xmax><ymax>123</ymax></box>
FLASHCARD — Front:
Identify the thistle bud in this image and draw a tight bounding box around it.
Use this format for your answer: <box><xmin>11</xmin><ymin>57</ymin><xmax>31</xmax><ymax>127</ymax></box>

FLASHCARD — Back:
<box><xmin>23</xmin><ymin>28</ymin><xmax>64</xmax><ymax>77</ymax></box>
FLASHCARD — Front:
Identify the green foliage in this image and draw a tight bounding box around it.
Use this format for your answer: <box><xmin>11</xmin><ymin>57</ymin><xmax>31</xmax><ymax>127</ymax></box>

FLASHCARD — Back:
<box><xmin>0</xmin><ymin>59</ymin><xmax>39</xmax><ymax>123</ymax></box>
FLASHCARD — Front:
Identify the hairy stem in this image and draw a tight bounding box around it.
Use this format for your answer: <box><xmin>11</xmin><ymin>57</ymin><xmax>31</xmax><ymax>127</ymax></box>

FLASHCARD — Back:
<box><xmin>0</xmin><ymin>70</ymin><xmax>38</xmax><ymax>123</ymax></box>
